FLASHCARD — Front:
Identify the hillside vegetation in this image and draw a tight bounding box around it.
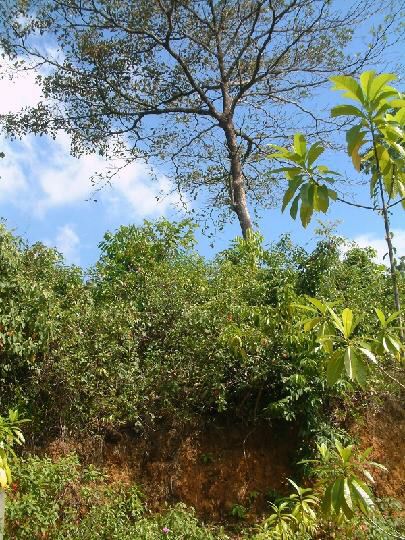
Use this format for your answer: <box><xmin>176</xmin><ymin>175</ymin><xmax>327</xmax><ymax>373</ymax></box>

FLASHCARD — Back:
<box><xmin>1</xmin><ymin>219</ymin><xmax>404</xmax><ymax>539</ymax></box>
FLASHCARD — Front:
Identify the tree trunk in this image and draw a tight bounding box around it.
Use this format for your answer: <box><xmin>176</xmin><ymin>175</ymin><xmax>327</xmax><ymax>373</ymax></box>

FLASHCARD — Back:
<box><xmin>371</xmin><ymin>127</ymin><xmax>404</xmax><ymax>341</ymax></box>
<box><xmin>378</xmin><ymin>177</ymin><xmax>404</xmax><ymax>341</ymax></box>
<box><xmin>222</xmin><ymin>121</ymin><xmax>253</xmax><ymax>238</ymax></box>
<box><xmin>0</xmin><ymin>489</ymin><xmax>5</xmax><ymax>540</ymax></box>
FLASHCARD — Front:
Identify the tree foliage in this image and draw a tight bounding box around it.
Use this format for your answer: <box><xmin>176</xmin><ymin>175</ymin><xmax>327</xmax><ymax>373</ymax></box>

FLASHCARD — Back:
<box><xmin>0</xmin><ymin>219</ymin><xmax>401</xmax><ymax>439</ymax></box>
<box><xmin>0</xmin><ymin>0</ymin><xmax>400</xmax><ymax>235</ymax></box>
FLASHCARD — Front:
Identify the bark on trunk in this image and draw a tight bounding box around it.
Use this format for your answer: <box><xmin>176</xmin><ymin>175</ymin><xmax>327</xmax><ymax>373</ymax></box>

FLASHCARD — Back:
<box><xmin>378</xmin><ymin>178</ymin><xmax>404</xmax><ymax>341</ymax></box>
<box><xmin>371</xmin><ymin>127</ymin><xmax>403</xmax><ymax>341</ymax></box>
<box><xmin>222</xmin><ymin>121</ymin><xmax>253</xmax><ymax>238</ymax></box>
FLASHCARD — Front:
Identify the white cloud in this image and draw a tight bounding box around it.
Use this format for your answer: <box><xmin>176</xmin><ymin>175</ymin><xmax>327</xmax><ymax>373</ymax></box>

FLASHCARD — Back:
<box><xmin>352</xmin><ymin>229</ymin><xmax>405</xmax><ymax>264</ymax></box>
<box><xmin>0</xmin><ymin>64</ymin><xmax>185</xmax><ymax>219</ymax></box>
<box><xmin>0</xmin><ymin>59</ymin><xmax>43</xmax><ymax>114</ymax></box>
<box><xmin>53</xmin><ymin>224</ymin><xmax>80</xmax><ymax>264</ymax></box>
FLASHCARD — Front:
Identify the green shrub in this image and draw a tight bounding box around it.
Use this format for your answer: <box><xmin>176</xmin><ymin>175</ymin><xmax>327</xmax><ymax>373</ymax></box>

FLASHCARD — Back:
<box><xmin>0</xmin><ymin>219</ymin><xmax>401</xmax><ymax>441</ymax></box>
<box><xmin>5</xmin><ymin>455</ymin><xmax>225</xmax><ymax>540</ymax></box>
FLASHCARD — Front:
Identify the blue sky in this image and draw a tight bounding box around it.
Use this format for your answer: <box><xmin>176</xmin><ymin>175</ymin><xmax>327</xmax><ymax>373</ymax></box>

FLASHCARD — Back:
<box><xmin>0</xmin><ymin>11</ymin><xmax>404</xmax><ymax>269</ymax></box>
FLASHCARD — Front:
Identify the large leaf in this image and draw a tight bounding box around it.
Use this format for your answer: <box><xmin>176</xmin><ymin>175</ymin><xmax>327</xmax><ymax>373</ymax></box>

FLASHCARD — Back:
<box><xmin>330</xmin><ymin>75</ymin><xmax>364</xmax><ymax>103</ymax></box>
<box><xmin>303</xmin><ymin>316</ymin><xmax>322</xmax><ymax>331</ymax></box>
<box><xmin>368</xmin><ymin>73</ymin><xmax>397</xmax><ymax>102</ymax></box>
<box><xmin>300</xmin><ymin>200</ymin><xmax>313</xmax><ymax>228</ymax></box>
<box><xmin>328</xmin><ymin>307</ymin><xmax>345</xmax><ymax>335</ymax></box>
<box><xmin>282</xmin><ymin>177</ymin><xmax>303</xmax><ymax>212</ymax></box>
<box><xmin>307</xmin><ymin>142</ymin><xmax>325</xmax><ymax>165</ymax></box>
<box><xmin>294</xmin><ymin>133</ymin><xmax>307</xmax><ymax>157</ymax></box>
<box><xmin>350</xmin><ymin>478</ymin><xmax>375</xmax><ymax>514</ymax></box>
<box><xmin>290</xmin><ymin>195</ymin><xmax>299</xmax><ymax>219</ymax></box>
<box><xmin>342</xmin><ymin>479</ymin><xmax>355</xmax><ymax>518</ymax></box>
<box><xmin>359</xmin><ymin>346</ymin><xmax>377</xmax><ymax>365</ymax></box>
<box><xmin>327</xmin><ymin>350</ymin><xmax>344</xmax><ymax>386</ymax></box>
<box><xmin>344</xmin><ymin>346</ymin><xmax>368</xmax><ymax>386</ymax></box>
<box><xmin>331</xmin><ymin>477</ymin><xmax>345</xmax><ymax>514</ymax></box>
<box><xmin>307</xmin><ymin>297</ymin><xmax>328</xmax><ymax>313</ymax></box>
<box><xmin>360</xmin><ymin>70</ymin><xmax>375</xmax><ymax>96</ymax></box>
<box><xmin>346</xmin><ymin>124</ymin><xmax>367</xmax><ymax>171</ymax></box>
<box><xmin>342</xmin><ymin>308</ymin><xmax>354</xmax><ymax>338</ymax></box>
<box><xmin>375</xmin><ymin>308</ymin><xmax>386</xmax><ymax>327</ymax></box>
<box><xmin>390</xmin><ymin>99</ymin><xmax>405</xmax><ymax>108</ymax></box>
<box><xmin>299</xmin><ymin>183</ymin><xmax>314</xmax><ymax>227</ymax></box>
<box><xmin>331</xmin><ymin>104</ymin><xmax>364</xmax><ymax>118</ymax></box>
<box><xmin>313</xmin><ymin>184</ymin><xmax>329</xmax><ymax>213</ymax></box>
<box><xmin>376</xmin><ymin>145</ymin><xmax>392</xmax><ymax>176</ymax></box>
<box><xmin>321</xmin><ymin>484</ymin><xmax>333</xmax><ymax>515</ymax></box>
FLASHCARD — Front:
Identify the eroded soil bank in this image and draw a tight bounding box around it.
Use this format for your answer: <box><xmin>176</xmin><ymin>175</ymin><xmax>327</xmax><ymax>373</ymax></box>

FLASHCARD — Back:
<box><xmin>41</xmin><ymin>396</ymin><xmax>405</xmax><ymax>521</ymax></box>
<box><xmin>45</xmin><ymin>419</ymin><xmax>298</xmax><ymax>520</ymax></box>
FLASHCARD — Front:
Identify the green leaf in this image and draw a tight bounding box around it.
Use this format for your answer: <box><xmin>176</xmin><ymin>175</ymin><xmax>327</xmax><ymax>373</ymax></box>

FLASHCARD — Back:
<box><xmin>342</xmin><ymin>308</ymin><xmax>353</xmax><ymax>338</ymax></box>
<box><xmin>344</xmin><ymin>347</ymin><xmax>368</xmax><ymax>386</ymax></box>
<box><xmin>369</xmin><ymin>461</ymin><xmax>388</xmax><ymax>472</ymax></box>
<box><xmin>327</xmin><ymin>188</ymin><xmax>337</xmax><ymax>201</ymax></box>
<box><xmin>363</xmin><ymin>470</ymin><xmax>375</xmax><ymax>484</ymax></box>
<box><xmin>376</xmin><ymin>145</ymin><xmax>391</xmax><ymax>175</ymax></box>
<box><xmin>386</xmin><ymin>311</ymin><xmax>400</xmax><ymax>324</ymax></box>
<box><xmin>368</xmin><ymin>73</ymin><xmax>397</xmax><ymax>102</ymax></box>
<box><xmin>321</xmin><ymin>484</ymin><xmax>333</xmax><ymax>515</ymax></box>
<box><xmin>360</xmin><ymin>70</ymin><xmax>375</xmax><ymax>96</ymax></box>
<box><xmin>307</xmin><ymin>142</ymin><xmax>324</xmax><ymax>165</ymax></box>
<box><xmin>330</xmin><ymin>75</ymin><xmax>364</xmax><ymax>103</ymax></box>
<box><xmin>314</xmin><ymin>184</ymin><xmax>329</xmax><ymax>213</ymax></box>
<box><xmin>340</xmin><ymin>444</ymin><xmax>354</xmax><ymax>464</ymax></box>
<box><xmin>331</xmin><ymin>477</ymin><xmax>344</xmax><ymax>514</ymax></box>
<box><xmin>294</xmin><ymin>133</ymin><xmax>306</xmax><ymax>157</ymax></box>
<box><xmin>346</xmin><ymin>123</ymin><xmax>366</xmax><ymax>152</ymax></box>
<box><xmin>388</xmin><ymin>99</ymin><xmax>405</xmax><ymax>109</ymax></box>
<box><xmin>387</xmin><ymin>334</ymin><xmax>401</xmax><ymax>353</ymax></box>
<box><xmin>300</xmin><ymin>201</ymin><xmax>313</xmax><ymax>228</ymax></box>
<box><xmin>307</xmin><ymin>297</ymin><xmax>328</xmax><ymax>313</ymax></box>
<box><xmin>303</xmin><ymin>317</ymin><xmax>321</xmax><ymax>331</ymax></box>
<box><xmin>290</xmin><ymin>194</ymin><xmax>299</xmax><ymax>219</ymax></box>
<box><xmin>375</xmin><ymin>308</ymin><xmax>386</xmax><ymax>328</ymax></box>
<box><xmin>358</xmin><ymin>347</ymin><xmax>377</xmax><ymax>365</ymax></box>
<box><xmin>350</xmin><ymin>478</ymin><xmax>375</xmax><ymax>514</ymax></box>
<box><xmin>328</xmin><ymin>307</ymin><xmax>345</xmax><ymax>335</ymax></box>
<box><xmin>331</xmin><ymin>104</ymin><xmax>364</xmax><ymax>118</ymax></box>
<box><xmin>282</xmin><ymin>177</ymin><xmax>303</xmax><ymax>212</ymax></box>
<box><xmin>300</xmin><ymin>202</ymin><xmax>313</xmax><ymax>229</ymax></box>
<box><xmin>327</xmin><ymin>351</ymin><xmax>344</xmax><ymax>386</ymax></box>
<box><xmin>343</xmin><ymin>478</ymin><xmax>354</xmax><ymax>512</ymax></box>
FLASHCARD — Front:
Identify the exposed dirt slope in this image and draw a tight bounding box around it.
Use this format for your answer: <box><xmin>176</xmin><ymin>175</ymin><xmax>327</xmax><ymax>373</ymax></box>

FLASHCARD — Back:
<box><xmin>44</xmin><ymin>397</ymin><xmax>405</xmax><ymax>521</ymax></box>
<box><xmin>47</xmin><ymin>420</ymin><xmax>297</xmax><ymax>520</ymax></box>
<box><xmin>353</xmin><ymin>396</ymin><xmax>405</xmax><ymax>504</ymax></box>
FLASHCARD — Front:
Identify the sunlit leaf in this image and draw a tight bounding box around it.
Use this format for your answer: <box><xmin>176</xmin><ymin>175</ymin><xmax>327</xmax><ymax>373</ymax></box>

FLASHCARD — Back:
<box><xmin>294</xmin><ymin>133</ymin><xmax>307</xmax><ymax>157</ymax></box>
<box><xmin>307</xmin><ymin>142</ymin><xmax>325</xmax><ymax>165</ymax></box>
<box><xmin>331</xmin><ymin>104</ymin><xmax>364</xmax><ymax>118</ymax></box>
<box><xmin>330</xmin><ymin>75</ymin><xmax>364</xmax><ymax>103</ymax></box>
<box><xmin>368</xmin><ymin>73</ymin><xmax>397</xmax><ymax>102</ymax></box>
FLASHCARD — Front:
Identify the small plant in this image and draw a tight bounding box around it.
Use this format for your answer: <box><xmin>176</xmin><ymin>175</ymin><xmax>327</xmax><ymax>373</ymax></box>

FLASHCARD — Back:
<box><xmin>0</xmin><ymin>410</ymin><xmax>27</xmax><ymax>488</ymax></box>
<box><xmin>303</xmin><ymin>440</ymin><xmax>387</xmax><ymax>520</ymax></box>
<box><xmin>200</xmin><ymin>453</ymin><xmax>214</xmax><ymax>465</ymax></box>
<box><xmin>295</xmin><ymin>298</ymin><xmax>404</xmax><ymax>386</ymax></box>
<box><xmin>230</xmin><ymin>503</ymin><xmax>247</xmax><ymax>520</ymax></box>
<box><xmin>255</xmin><ymin>480</ymin><xmax>318</xmax><ymax>539</ymax></box>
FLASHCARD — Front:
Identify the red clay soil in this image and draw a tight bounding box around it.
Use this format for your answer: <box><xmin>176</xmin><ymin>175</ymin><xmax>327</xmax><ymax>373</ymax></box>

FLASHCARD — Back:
<box><xmin>44</xmin><ymin>397</ymin><xmax>405</xmax><ymax>522</ymax></box>
<box><xmin>351</xmin><ymin>396</ymin><xmax>405</xmax><ymax>504</ymax></box>
<box><xmin>46</xmin><ymin>420</ymin><xmax>298</xmax><ymax>520</ymax></box>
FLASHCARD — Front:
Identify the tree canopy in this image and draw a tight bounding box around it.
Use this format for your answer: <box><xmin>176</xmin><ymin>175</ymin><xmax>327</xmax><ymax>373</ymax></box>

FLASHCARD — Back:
<box><xmin>0</xmin><ymin>0</ymin><xmax>400</xmax><ymax>235</ymax></box>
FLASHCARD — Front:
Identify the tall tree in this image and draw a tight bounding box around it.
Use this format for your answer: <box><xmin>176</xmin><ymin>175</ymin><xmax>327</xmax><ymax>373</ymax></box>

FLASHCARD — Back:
<box><xmin>0</xmin><ymin>0</ymin><xmax>400</xmax><ymax>236</ymax></box>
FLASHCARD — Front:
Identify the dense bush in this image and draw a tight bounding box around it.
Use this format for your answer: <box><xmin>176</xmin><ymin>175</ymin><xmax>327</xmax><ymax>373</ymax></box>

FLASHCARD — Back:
<box><xmin>6</xmin><ymin>454</ymin><xmax>404</xmax><ymax>540</ymax></box>
<box><xmin>0</xmin><ymin>219</ymin><xmax>400</xmax><ymax>441</ymax></box>
<box><xmin>5</xmin><ymin>454</ymin><xmax>226</xmax><ymax>540</ymax></box>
